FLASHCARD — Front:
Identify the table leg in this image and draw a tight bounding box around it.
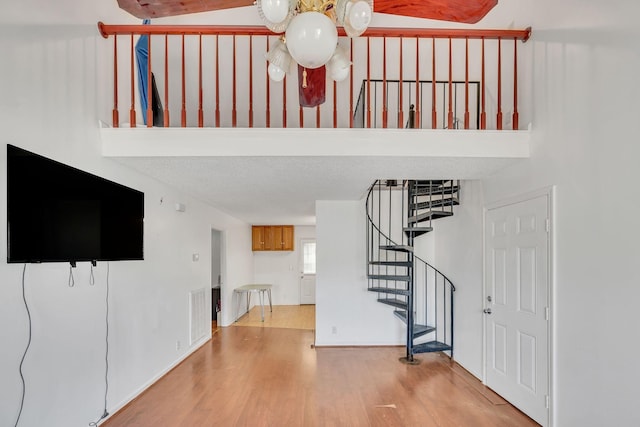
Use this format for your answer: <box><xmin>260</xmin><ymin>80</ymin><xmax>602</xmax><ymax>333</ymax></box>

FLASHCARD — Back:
<box><xmin>259</xmin><ymin>291</ymin><xmax>265</xmax><ymax>321</ymax></box>
<box><xmin>267</xmin><ymin>288</ymin><xmax>273</xmax><ymax>312</ymax></box>
<box><xmin>235</xmin><ymin>291</ymin><xmax>241</xmax><ymax>322</ymax></box>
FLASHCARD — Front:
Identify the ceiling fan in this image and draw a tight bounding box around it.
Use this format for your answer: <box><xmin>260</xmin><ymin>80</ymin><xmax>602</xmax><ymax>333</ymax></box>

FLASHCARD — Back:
<box><xmin>117</xmin><ymin>0</ymin><xmax>498</xmax><ymax>25</ymax></box>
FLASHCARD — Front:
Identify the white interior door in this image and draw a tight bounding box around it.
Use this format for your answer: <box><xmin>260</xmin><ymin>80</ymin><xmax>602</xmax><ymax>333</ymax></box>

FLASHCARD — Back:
<box><xmin>300</xmin><ymin>239</ymin><xmax>316</xmax><ymax>305</ymax></box>
<box><xmin>484</xmin><ymin>193</ymin><xmax>550</xmax><ymax>426</ymax></box>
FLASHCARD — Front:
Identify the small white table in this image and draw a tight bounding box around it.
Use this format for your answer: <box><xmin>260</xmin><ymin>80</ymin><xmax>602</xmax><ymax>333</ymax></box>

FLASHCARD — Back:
<box><xmin>234</xmin><ymin>284</ymin><xmax>273</xmax><ymax>322</ymax></box>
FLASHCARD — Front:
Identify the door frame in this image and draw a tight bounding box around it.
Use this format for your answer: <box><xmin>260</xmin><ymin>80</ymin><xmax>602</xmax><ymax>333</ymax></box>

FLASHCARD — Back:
<box><xmin>482</xmin><ymin>186</ymin><xmax>555</xmax><ymax>427</ymax></box>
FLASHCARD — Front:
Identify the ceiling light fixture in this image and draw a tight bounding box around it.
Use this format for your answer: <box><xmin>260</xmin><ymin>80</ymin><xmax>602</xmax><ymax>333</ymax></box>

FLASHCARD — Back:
<box><xmin>258</xmin><ymin>0</ymin><xmax>372</xmax><ymax>83</ymax></box>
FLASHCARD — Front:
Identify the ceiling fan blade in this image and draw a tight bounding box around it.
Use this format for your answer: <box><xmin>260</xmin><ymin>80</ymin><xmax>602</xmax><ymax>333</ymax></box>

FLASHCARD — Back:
<box><xmin>373</xmin><ymin>0</ymin><xmax>498</xmax><ymax>24</ymax></box>
<box><xmin>117</xmin><ymin>0</ymin><xmax>255</xmax><ymax>19</ymax></box>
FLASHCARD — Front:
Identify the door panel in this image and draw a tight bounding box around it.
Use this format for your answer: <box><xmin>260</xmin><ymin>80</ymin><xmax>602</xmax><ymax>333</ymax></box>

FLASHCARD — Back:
<box><xmin>485</xmin><ymin>194</ymin><xmax>549</xmax><ymax>426</ymax></box>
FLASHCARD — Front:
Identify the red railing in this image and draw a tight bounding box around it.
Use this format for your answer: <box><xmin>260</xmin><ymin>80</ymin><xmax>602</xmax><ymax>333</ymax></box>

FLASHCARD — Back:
<box><xmin>98</xmin><ymin>22</ymin><xmax>531</xmax><ymax>130</ymax></box>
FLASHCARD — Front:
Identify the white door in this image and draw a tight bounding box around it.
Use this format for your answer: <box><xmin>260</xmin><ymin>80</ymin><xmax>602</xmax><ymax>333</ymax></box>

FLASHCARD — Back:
<box><xmin>484</xmin><ymin>193</ymin><xmax>550</xmax><ymax>426</ymax></box>
<box><xmin>300</xmin><ymin>239</ymin><xmax>316</xmax><ymax>305</ymax></box>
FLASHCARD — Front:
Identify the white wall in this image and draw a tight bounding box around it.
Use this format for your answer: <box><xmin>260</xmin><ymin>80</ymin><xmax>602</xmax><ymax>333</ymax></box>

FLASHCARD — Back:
<box><xmin>315</xmin><ymin>200</ymin><xmax>405</xmax><ymax>346</ymax></box>
<box><xmin>0</xmin><ymin>6</ymin><xmax>253</xmax><ymax>427</ymax></box>
<box><xmin>479</xmin><ymin>1</ymin><xmax>640</xmax><ymax>425</ymax></box>
<box><xmin>253</xmin><ymin>226</ymin><xmax>316</xmax><ymax>305</ymax></box>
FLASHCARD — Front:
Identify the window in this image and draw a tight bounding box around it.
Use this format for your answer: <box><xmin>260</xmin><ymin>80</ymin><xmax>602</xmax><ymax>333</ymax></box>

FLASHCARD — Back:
<box><xmin>303</xmin><ymin>241</ymin><xmax>316</xmax><ymax>274</ymax></box>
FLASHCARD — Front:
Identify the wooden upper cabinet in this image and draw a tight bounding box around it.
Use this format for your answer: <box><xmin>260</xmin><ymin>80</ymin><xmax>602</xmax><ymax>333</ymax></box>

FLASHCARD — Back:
<box><xmin>252</xmin><ymin>226</ymin><xmax>266</xmax><ymax>251</ymax></box>
<box><xmin>252</xmin><ymin>225</ymin><xmax>294</xmax><ymax>251</ymax></box>
<box><xmin>281</xmin><ymin>225</ymin><xmax>294</xmax><ymax>251</ymax></box>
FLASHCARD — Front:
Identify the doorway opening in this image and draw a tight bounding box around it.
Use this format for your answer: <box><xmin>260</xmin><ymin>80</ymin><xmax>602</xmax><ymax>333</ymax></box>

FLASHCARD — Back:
<box><xmin>211</xmin><ymin>228</ymin><xmax>222</xmax><ymax>331</ymax></box>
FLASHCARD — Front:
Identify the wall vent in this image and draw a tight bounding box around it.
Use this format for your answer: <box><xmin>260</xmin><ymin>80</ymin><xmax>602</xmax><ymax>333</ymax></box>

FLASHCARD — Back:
<box><xmin>189</xmin><ymin>288</ymin><xmax>207</xmax><ymax>345</ymax></box>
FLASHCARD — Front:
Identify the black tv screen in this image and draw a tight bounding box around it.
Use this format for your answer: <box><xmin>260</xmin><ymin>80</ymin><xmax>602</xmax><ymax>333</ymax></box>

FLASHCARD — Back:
<box><xmin>7</xmin><ymin>144</ymin><xmax>144</xmax><ymax>264</ymax></box>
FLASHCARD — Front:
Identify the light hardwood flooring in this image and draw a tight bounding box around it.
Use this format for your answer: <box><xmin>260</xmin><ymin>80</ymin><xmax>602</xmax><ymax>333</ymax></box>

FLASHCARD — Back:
<box><xmin>232</xmin><ymin>304</ymin><xmax>316</xmax><ymax>330</ymax></box>
<box><xmin>103</xmin><ymin>325</ymin><xmax>538</xmax><ymax>426</ymax></box>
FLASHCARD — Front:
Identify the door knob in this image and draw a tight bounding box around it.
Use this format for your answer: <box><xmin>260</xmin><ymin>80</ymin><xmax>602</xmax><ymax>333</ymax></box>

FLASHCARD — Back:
<box><xmin>483</xmin><ymin>308</ymin><xmax>492</xmax><ymax>314</ymax></box>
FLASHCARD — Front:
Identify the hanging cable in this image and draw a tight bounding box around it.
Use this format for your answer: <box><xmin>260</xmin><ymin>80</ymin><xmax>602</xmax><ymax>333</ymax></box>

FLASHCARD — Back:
<box><xmin>89</xmin><ymin>264</ymin><xmax>95</xmax><ymax>286</ymax></box>
<box><xmin>15</xmin><ymin>264</ymin><xmax>31</xmax><ymax>427</ymax></box>
<box><xmin>89</xmin><ymin>262</ymin><xmax>110</xmax><ymax>426</ymax></box>
<box><xmin>68</xmin><ymin>265</ymin><xmax>75</xmax><ymax>288</ymax></box>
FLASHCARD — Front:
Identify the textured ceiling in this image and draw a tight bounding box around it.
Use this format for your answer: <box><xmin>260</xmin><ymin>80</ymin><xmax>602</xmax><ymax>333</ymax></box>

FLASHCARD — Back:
<box><xmin>112</xmin><ymin>155</ymin><xmax>522</xmax><ymax>225</ymax></box>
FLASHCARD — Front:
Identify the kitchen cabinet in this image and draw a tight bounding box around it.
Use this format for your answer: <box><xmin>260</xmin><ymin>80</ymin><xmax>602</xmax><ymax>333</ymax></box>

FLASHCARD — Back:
<box><xmin>252</xmin><ymin>225</ymin><xmax>294</xmax><ymax>251</ymax></box>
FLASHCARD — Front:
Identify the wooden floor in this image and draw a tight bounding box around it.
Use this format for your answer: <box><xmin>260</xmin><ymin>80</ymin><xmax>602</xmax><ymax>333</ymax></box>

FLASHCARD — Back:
<box><xmin>103</xmin><ymin>326</ymin><xmax>538</xmax><ymax>426</ymax></box>
<box><xmin>233</xmin><ymin>304</ymin><xmax>316</xmax><ymax>330</ymax></box>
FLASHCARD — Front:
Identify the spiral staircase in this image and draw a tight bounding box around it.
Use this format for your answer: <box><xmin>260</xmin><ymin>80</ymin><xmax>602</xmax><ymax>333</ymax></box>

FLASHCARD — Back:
<box><xmin>366</xmin><ymin>179</ymin><xmax>458</xmax><ymax>363</ymax></box>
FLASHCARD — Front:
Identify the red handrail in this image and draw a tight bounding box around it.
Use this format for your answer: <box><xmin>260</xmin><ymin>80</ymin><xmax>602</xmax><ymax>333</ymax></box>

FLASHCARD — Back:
<box><xmin>100</xmin><ymin>22</ymin><xmax>531</xmax><ymax>130</ymax></box>
<box><xmin>98</xmin><ymin>22</ymin><xmax>531</xmax><ymax>41</ymax></box>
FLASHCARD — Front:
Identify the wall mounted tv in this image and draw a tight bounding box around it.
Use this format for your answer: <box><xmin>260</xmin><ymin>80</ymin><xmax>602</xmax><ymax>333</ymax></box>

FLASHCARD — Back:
<box><xmin>7</xmin><ymin>144</ymin><xmax>144</xmax><ymax>264</ymax></box>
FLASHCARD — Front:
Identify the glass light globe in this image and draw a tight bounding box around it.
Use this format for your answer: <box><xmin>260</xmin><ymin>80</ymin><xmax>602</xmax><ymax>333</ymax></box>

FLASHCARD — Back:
<box><xmin>285</xmin><ymin>12</ymin><xmax>338</xmax><ymax>69</ymax></box>
<box><xmin>268</xmin><ymin>63</ymin><xmax>287</xmax><ymax>81</ymax></box>
<box><xmin>260</xmin><ymin>0</ymin><xmax>290</xmax><ymax>24</ymax></box>
<box><xmin>347</xmin><ymin>0</ymin><xmax>372</xmax><ymax>31</ymax></box>
<box><xmin>327</xmin><ymin>47</ymin><xmax>351</xmax><ymax>81</ymax></box>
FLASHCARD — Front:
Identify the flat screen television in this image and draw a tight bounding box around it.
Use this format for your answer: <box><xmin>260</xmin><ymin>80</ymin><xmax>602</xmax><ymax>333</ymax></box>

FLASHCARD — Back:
<box><xmin>7</xmin><ymin>144</ymin><xmax>144</xmax><ymax>264</ymax></box>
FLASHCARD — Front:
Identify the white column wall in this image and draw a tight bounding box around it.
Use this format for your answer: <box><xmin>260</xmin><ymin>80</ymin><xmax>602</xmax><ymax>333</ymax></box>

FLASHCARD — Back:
<box><xmin>315</xmin><ymin>200</ymin><xmax>404</xmax><ymax>346</ymax></box>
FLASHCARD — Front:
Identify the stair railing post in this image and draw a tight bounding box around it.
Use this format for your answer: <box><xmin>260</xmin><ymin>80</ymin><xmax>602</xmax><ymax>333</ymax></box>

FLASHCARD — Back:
<box><xmin>406</xmin><ymin>232</ymin><xmax>415</xmax><ymax>362</ymax></box>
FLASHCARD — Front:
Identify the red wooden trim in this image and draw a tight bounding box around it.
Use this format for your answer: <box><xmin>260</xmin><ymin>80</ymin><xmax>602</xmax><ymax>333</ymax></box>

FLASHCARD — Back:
<box><xmin>181</xmin><ymin>35</ymin><xmax>187</xmax><ymax>127</ymax></box>
<box><xmin>349</xmin><ymin>38</ymin><xmax>354</xmax><ymax>128</ymax></box>
<box><xmin>198</xmin><ymin>34</ymin><xmax>203</xmax><ymax>128</ymax></box>
<box><xmin>431</xmin><ymin>38</ymin><xmax>436</xmax><ymax>129</ymax></box>
<box><xmin>99</xmin><ymin>23</ymin><xmax>531</xmax><ymax>41</ymax></box>
<box><xmin>512</xmin><ymin>38</ymin><xmax>519</xmax><ymax>130</ymax></box>
<box><xmin>282</xmin><ymin>75</ymin><xmax>287</xmax><ymax>128</ymax></box>
<box><xmin>129</xmin><ymin>34</ymin><xmax>136</xmax><ymax>127</ymax></box>
<box><xmin>497</xmin><ymin>37</ymin><xmax>502</xmax><ymax>130</ymax></box>
<box><xmin>265</xmin><ymin>37</ymin><xmax>270</xmax><ymax>128</ymax></box>
<box><xmin>232</xmin><ymin>35</ymin><xmax>237</xmax><ymax>127</ymax></box>
<box><xmin>480</xmin><ymin>37</ymin><xmax>486</xmax><ymax>130</ymax></box>
<box><xmin>215</xmin><ymin>35</ymin><xmax>220</xmax><ymax>127</ymax></box>
<box><xmin>367</xmin><ymin>37</ymin><xmax>371</xmax><ymax>129</ymax></box>
<box><xmin>333</xmin><ymin>80</ymin><xmax>337</xmax><ymax>128</ymax></box>
<box><xmin>147</xmin><ymin>34</ymin><xmax>153</xmax><ymax>127</ymax></box>
<box><xmin>382</xmin><ymin>38</ymin><xmax>387</xmax><ymax>129</ymax></box>
<box><xmin>113</xmin><ymin>35</ymin><xmax>119</xmax><ymax>127</ymax></box>
<box><xmin>164</xmin><ymin>35</ymin><xmax>169</xmax><ymax>127</ymax></box>
<box><xmin>249</xmin><ymin>35</ymin><xmax>254</xmax><ymax>128</ymax></box>
<box><xmin>398</xmin><ymin>37</ymin><xmax>403</xmax><ymax>129</ymax></box>
<box><xmin>464</xmin><ymin>37</ymin><xmax>469</xmax><ymax>129</ymax></box>
<box><xmin>447</xmin><ymin>37</ymin><xmax>453</xmax><ymax>130</ymax></box>
<box><xmin>415</xmin><ymin>36</ymin><xmax>420</xmax><ymax>129</ymax></box>
<box><xmin>299</xmin><ymin>105</ymin><xmax>304</xmax><ymax>128</ymax></box>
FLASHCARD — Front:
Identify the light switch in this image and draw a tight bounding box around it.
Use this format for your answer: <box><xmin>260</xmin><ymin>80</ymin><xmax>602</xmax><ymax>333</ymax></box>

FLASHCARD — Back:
<box><xmin>192</xmin><ymin>253</ymin><xmax>199</xmax><ymax>262</ymax></box>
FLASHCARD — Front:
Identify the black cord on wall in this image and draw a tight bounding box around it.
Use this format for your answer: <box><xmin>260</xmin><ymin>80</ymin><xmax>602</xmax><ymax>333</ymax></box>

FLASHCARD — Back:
<box><xmin>89</xmin><ymin>262</ymin><xmax>110</xmax><ymax>426</ymax></box>
<box><xmin>15</xmin><ymin>264</ymin><xmax>31</xmax><ymax>427</ymax></box>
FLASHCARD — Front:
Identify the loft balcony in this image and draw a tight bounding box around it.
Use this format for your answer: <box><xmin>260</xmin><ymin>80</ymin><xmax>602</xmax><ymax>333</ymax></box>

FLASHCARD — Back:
<box><xmin>97</xmin><ymin>23</ymin><xmax>532</xmax><ymax>179</ymax></box>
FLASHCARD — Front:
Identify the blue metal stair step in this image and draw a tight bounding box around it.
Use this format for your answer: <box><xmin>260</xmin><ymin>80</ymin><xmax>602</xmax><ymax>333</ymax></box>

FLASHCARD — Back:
<box><xmin>408</xmin><ymin>210</ymin><xmax>454</xmax><ymax>224</ymax></box>
<box><xmin>379</xmin><ymin>245</ymin><xmax>413</xmax><ymax>253</ymax></box>
<box><xmin>369</xmin><ymin>261</ymin><xmax>412</xmax><ymax>267</ymax></box>
<box><xmin>368</xmin><ymin>274</ymin><xmax>411</xmax><ymax>282</ymax></box>
<box><xmin>393</xmin><ymin>311</ymin><xmax>436</xmax><ymax>338</ymax></box>
<box><xmin>411</xmin><ymin>184</ymin><xmax>458</xmax><ymax>196</ymax></box>
<box><xmin>410</xmin><ymin>198</ymin><xmax>459</xmax><ymax>210</ymax></box>
<box><xmin>377</xmin><ymin>298</ymin><xmax>408</xmax><ymax>310</ymax></box>
<box><xmin>369</xmin><ymin>287</ymin><xmax>410</xmax><ymax>296</ymax></box>
<box><xmin>403</xmin><ymin>226</ymin><xmax>433</xmax><ymax>237</ymax></box>
<box><xmin>412</xmin><ymin>341</ymin><xmax>452</xmax><ymax>354</ymax></box>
